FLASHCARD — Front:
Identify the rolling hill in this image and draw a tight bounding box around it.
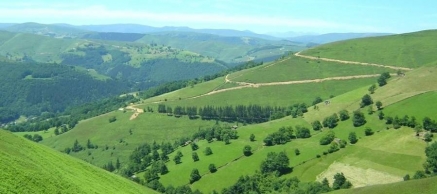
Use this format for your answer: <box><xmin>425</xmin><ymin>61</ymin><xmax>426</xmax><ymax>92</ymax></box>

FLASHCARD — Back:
<box><xmin>10</xmin><ymin>29</ymin><xmax>437</xmax><ymax>193</ymax></box>
<box><xmin>301</xmin><ymin>30</ymin><xmax>437</xmax><ymax>68</ymax></box>
<box><xmin>0</xmin><ymin>30</ymin><xmax>226</xmax><ymax>83</ymax></box>
<box><xmin>330</xmin><ymin>176</ymin><xmax>437</xmax><ymax>194</ymax></box>
<box><xmin>135</xmin><ymin>31</ymin><xmax>305</xmax><ymax>63</ymax></box>
<box><xmin>0</xmin><ymin>129</ymin><xmax>157</xmax><ymax>194</ymax></box>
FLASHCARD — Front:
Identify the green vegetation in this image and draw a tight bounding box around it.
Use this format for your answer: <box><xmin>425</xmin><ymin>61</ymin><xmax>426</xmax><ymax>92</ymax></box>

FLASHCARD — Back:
<box><xmin>0</xmin><ymin>129</ymin><xmax>155</xmax><ymax>194</ymax></box>
<box><xmin>136</xmin><ymin>31</ymin><xmax>305</xmax><ymax>63</ymax></box>
<box><xmin>230</xmin><ymin>55</ymin><xmax>395</xmax><ymax>83</ymax></box>
<box><xmin>302</xmin><ymin>30</ymin><xmax>437</xmax><ymax>68</ymax></box>
<box><xmin>331</xmin><ymin>176</ymin><xmax>437</xmax><ymax>194</ymax></box>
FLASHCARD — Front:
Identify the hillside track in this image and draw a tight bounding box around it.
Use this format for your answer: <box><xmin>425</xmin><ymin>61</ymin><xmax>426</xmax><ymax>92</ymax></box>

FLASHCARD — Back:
<box><xmin>190</xmin><ymin>74</ymin><xmax>391</xmax><ymax>99</ymax></box>
<box><xmin>294</xmin><ymin>52</ymin><xmax>413</xmax><ymax>71</ymax></box>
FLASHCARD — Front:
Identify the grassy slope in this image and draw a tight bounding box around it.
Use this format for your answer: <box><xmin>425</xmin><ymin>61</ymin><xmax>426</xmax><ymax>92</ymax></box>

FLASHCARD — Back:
<box><xmin>330</xmin><ymin>176</ymin><xmax>437</xmax><ymax>194</ymax></box>
<box><xmin>0</xmin><ymin>130</ymin><xmax>156</xmax><ymax>194</ymax></box>
<box><xmin>301</xmin><ymin>30</ymin><xmax>437</xmax><ymax>68</ymax></box>
<box><xmin>41</xmin><ymin>111</ymin><xmax>220</xmax><ymax>167</ymax></box>
<box><xmin>154</xmin><ymin>64</ymin><xmax>437</xmax><ymax>193</ymax></box>
<box><xmin>230</xmin><ymin>55</ymin><xmax>395</xmax><ymax>83</ymax></box>
<box><xmin>383</xmin><ymin>91</ymin><xmax>437</xmax><ymax>121</ymax></box>
<box><xmin>150</xmin><ymin>77</ymin><xmax>376</xmax><ymax>107</ymax></box>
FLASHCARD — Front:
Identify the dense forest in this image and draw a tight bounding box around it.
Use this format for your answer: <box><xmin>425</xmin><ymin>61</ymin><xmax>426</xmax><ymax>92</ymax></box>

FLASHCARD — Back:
<box><xmin>0</xmin><ymin>61</ymin><xmax>129</xmax><ymax>119</ymax></box>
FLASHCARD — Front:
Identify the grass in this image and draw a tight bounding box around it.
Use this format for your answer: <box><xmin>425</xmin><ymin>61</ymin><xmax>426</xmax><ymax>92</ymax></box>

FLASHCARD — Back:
<box><xmin>0</xmin><ymin>129</ymin><xmax>156</xmax><ymax>194</ymax></box>
<box><xmin>152</xmin><ymin>77</ymin><xmax>376</xmax><ymax>108</ymax></box>
<box><xmin>231</xmin><ymin>55</ymin><xmax>395</xmax><ymax>83</ymax></box>
<box><xmin>301</xmin><ymin>30</ymin><xmax>437</xmax><ymax>68</ymax></box>
<box><xmin>41</xmin><ymin>110</ymin><xmax>221</xmax><ymax>167</ymax></box>
<box><xmin>330</xmin><ymin>176</ymin><xmax>437</xmax><ymax>194</ymax></box>
<box><xmin>383</xmin><ymin>91</ymin><xmax>437</xmax><ymax>121</ymax></box>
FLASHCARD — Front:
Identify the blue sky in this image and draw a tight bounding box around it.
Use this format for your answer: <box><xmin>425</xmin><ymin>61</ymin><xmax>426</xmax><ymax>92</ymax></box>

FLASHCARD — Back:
<box><xmin>0</xmin><ymin>0</ymin><xmax>436</xmax><ymax>34</ymax></box>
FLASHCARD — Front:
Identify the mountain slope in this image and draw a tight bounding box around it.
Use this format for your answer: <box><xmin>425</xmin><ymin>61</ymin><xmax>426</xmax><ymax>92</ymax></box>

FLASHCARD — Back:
<box><xmin>0</xmin><ymin>129</ymin><xmax>156</xmax><ymax>194</ymax></box>
<box><xmin>301</xmin><ymin>30</ymin><xmax>437</xmax><ymax>68</ymax></box>
<box><xmin>330</xmin><ymin>176</ymin><xmax>437</xmax><ymax>194</ymax></box>
<box><xmin>136</xmin><ymin>31</ymin><xmax>305</xmax><ymax>63</ymax></box>
<box><xmin>0</xmin><ymin>30</ymin><xmax>225</xmax><ymax>83</ymax></box>
<box><xmin>288</xmin><ymin>33</ymin><xmax>393</xmax><ymax>44</ymax></box>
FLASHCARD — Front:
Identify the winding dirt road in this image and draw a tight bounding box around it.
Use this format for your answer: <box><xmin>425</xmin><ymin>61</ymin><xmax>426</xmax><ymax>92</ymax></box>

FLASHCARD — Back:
<box><xmin>190</xmin><ymin>74</ymin><xmax>391</xmax><ymax>99</ymax></box>
<box><xmin>134</xmin><ymin>51</ymin><xmax>407</xmax><ymax>106</ymax></box>
<box><xmin>294</xmin><ymin>52</ymin><xmax>413</xmax><ymax>71</ymax></box>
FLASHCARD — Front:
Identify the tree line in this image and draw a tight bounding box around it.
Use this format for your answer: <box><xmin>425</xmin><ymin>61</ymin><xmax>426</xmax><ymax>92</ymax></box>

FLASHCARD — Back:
<box><xmin>157</xmin><ymin>103</ymin><xmax>308</xmax><ymax>123</ymax></box>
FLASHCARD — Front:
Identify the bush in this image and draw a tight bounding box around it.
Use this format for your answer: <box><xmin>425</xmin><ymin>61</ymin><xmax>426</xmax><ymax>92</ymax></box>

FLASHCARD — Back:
<box><xmin>243</xmin><ymin>145</ymin><xmax>252</xmax><ymax>156</ymax></box>
<box><xmin>204</xmin><ymin>147</ymin><xmax>213</xmax><ymax>155</ymax></box>
<box><xmin>352</xmin><ymin>110</ymin><xmax>366</xmax><ymax>127</ymax></box>
<box><xmin>320</xmin><ymin>131</ymin><xmax>335</xmax><ymax>145</ymax></box>
<box><xmin>209</xmin><ymin>164</ymin><xmax>217</xmax><ymax>173</ymax></box>
<box><xmin>364</xmin><ymin>127</ymin><xmax>374</xmax><ymax>136</ymax></box>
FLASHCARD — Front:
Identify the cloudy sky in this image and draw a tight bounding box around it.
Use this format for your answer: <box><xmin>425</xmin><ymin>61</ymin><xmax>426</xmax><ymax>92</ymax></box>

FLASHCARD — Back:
<box><xmin>0</xmin><ymin>0</ymin><xmax>436</xmax><ymax>34</ymax></box>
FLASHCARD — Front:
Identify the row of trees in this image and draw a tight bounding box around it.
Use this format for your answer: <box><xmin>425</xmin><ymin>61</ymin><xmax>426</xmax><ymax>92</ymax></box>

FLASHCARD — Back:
<box><xmin>263</xmin><ymin>126</ymin><xmax>311</xmax><ymax>146</ymax></box>
<box><xmin>158</xmin><ymin>103</ymin><xmax>308</xmax><ymax>123</ymax></box>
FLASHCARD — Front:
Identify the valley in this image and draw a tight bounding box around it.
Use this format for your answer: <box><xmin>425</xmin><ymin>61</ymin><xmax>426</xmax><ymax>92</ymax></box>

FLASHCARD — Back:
<box><xmin>1</xmin><ymin>21</ymin><xmax>437</xmax><ymax>194</ymax></box>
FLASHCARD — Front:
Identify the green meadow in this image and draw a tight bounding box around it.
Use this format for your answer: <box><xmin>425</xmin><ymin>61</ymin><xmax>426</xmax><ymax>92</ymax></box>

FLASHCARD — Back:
<box><xmin>301</xmin><ymin>30</ymin><xmax>437</xmax><ymax>68</ymax></box>
<box><xmin>0</xmin><ymin>130</ymin><xmax>156</xmax><ymax>194</ymax></box>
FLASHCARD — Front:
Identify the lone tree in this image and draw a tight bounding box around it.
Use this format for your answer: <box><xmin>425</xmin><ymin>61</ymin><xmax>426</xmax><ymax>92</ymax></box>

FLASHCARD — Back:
<box><xmin>332</xmin><ymin>172</ymin><xmax>352</xmax><ymax>190</ymax></box>
<box><xmin>209</xmin><ymin>164</ymin><xmax>217</xmax><ymax>173</ymax></box>
<box><xmin>368</xmin><ymin>84</ymin><xmax>376</xmax><ymax>94</ymax></box>
<box><xmin>204</xmin><ymin>147</ymin><xmax>213</xmax><ymax>156</ymax></box>
<box><xmin>348</xmin><ymin>132</ymin><xmax>358</xmax><ymax>144</ymax></box>
<box><xmin>191</xmin><ymin>142</ymin><xmax>199</xmax><ymax>151</ymax></box>
<box><xmin>352</xmin><ymin>110</ymin><xmax>366</xmax><ymax>127</ymax></box>
<box><xmin>192</xmin><ymin>152</ymin><xmax>199</xmax><ymax>162</ymax></box>
<box><xmin>312</xmin><ymin>120</ymin><xmax>323</xmax><ymax>131</ymax></box>
<box><xmin>360</xmin><ymin>94</ymin><xmax>374</xmax><ymax>108</ymax></box>
<box><xmin>295</xmin><ymin>148</ymin><xmax>300</xmax><ymax>156</ymax></box>
<box><xmin>375</xmin><ymin>101</ymin><xmax>383</xmax><ymax>110</ymax></box>
<box><xmin>339</xmin><ymin>110</ymin><xmax>350</xmax><ymax>121</ymax></box>
<box><xmin>260</xmin><ymin>152</ymin><xmax>290</xmax><ymax>175</ymax></box>
<box><xmin>250</xmin><ymin>134</ymin><xmax>255</xmax><ymax>142</ymax></box>
<box><xmin>364</xmin><ymin>127</ymin><xmax>374</xmax><ymax>136</ymax></box>
<box><xmin>189</xmin><ymin>168</ymin><xmax>201</xmax><ymax>183</ymax></box>
<box><xmin>173</xmin><ymin>155</ymin><xmax>181</xmax><ymax>164</ymax></box>
<box><xmin>243</xmin><ymin>145</ymin><xmax>252</xmax><ymax>156</ymax></box>
<box><xmin>377</xmin><ymin>72</ymin><xmax>391</xmax><ymax>87</ymax></box>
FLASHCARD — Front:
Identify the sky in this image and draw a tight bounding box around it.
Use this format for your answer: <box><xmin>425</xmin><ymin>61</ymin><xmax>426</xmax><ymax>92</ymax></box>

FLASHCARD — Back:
<box><xmin>0</xmin><ymin>0</ymin><xmax>436</xmax><ymax>34</ymax></box>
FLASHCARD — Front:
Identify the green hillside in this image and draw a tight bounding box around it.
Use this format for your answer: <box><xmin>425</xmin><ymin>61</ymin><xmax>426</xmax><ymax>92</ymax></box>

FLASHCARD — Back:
<box><xmin>330</xmin><ymin>176</ymin><xmax>437</xmax><ymax>194</ymax></box>
<box><xmin>0</xmin><ymin>129</ymin><xmax>156</xmax><ymax>194</ymax></box>
<box><xmin>0</xmin><ymin>31</ymin><xmax>225</xmax><ymax>83</ymax></box>
<box><xmin>136</xmin><ymin>31</ymin><xmax>305</xmax><ymax>63</ymax></box>
<box><xmin>301</xmin><ymin>30</ymin><xmax>437</xmax><ymax>68</ymax></box>
<box><xmin>10</xmin><ymin>29</ymin><xmax>437</xmax><ymax>193</ymax></box>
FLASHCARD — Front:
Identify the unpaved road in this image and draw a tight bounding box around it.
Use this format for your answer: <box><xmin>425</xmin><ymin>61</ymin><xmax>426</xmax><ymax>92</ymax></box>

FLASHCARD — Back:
<box><xmin>294</xmin><ymin>52</ymin><xmax>413</xmax><ymax>71</ymax></box>
<box><xmin>190</xmin><ymin>74</ymin><xmax>388</xmax><ymax>99</ymax></box>
<box><xmin>126</xmin><ymin>106</ymin><xmax>144</xmax><ymax>120</ymax></box>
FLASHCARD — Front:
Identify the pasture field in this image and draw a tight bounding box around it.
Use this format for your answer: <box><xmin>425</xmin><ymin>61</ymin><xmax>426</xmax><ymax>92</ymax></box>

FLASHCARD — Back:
<box><xmin>383</xmin><ymin>91</ymin><xmax>437</xmax><ymax>121</ymax></box>
<box><xmin>301</xmin><ymin>30</ymin><xmax>437</xmax><ymax>68</ymax></box>
<box><xmin>0</xmin><ymin>130</ymin><xmax>156</xmax><ymax>194</ymax></box>
<box><xmin>41</xmin><ymin>110</ymin><xmax>222</xmax><ymax>167</ymax></box>
<box><xmin>330</xmin><ymin>176</ymin><xmax>437</xmax><ymax>194</ymax></box>
<box><xmin>231</xmin><ymin>55</ymin><xmax>395</xmax><ymax>83</ymax></box>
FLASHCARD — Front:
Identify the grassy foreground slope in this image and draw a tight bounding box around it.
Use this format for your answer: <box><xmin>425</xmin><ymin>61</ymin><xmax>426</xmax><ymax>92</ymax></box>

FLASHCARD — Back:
<box><xmin>383</xmin><ymin>91</ymin><xmax>437</xmax><ymax>121</ymax></box>
<box><xmin>301</xmin><ymin>30</ymin><xmax>437</xmax><ymax>68</ymax></box>
<box><xmin>0</xmin><ymin>130</ymin><xmax>156</xmax><ymax>194</ymax></box>
<box><xmin>330</xmin><ymin>176</ymin><xmax>437</xmax><ymax>194</ymax></box>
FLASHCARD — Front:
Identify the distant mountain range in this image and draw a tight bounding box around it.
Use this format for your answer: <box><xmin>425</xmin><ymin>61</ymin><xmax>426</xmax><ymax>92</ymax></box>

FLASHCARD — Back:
<box><xmin>0</xmin><ymin>22</ymin><xmax>394</xmax><ymax>44</ymax></box>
